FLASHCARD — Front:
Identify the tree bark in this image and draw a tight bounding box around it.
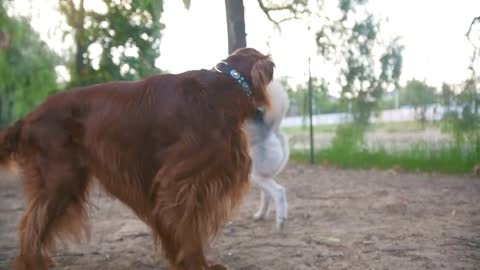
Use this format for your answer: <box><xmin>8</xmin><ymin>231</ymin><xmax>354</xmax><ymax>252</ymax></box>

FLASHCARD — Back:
<box><xmin>74</xmin><ymin>0</ymin><xmax>88</xmax><ymax>82</ymax></box>
<box><xmin>225</xmin><ymin>0</ymin><xmax>246</xmax><ymax>54</ymax></box>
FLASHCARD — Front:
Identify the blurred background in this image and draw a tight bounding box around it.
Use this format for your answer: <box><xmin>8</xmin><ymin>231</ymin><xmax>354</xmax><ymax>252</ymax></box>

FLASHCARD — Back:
<box><xmin>0</xmin><ymin>0</ymin><xmax>479</xmax><ymax>174</ymax></box>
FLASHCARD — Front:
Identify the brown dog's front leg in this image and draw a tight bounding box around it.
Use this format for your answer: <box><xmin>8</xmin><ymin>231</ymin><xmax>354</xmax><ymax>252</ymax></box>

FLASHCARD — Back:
<box><xmin>208</xmin><ymin>263</ymin><xmax>229</xmax><ymax>270</ymax></box>
<box><xmin>150</xmin><ymin>166</ymin><xmax>235</xmax><ymax>270</ymax></box>
<box><xmin>153</xmin><ymin>216</ymin><xmax>225</xmax><ymax>270</ymax></box>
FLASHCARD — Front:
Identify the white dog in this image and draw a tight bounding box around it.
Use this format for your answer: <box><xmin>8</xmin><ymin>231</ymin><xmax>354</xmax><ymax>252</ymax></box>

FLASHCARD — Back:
<box><xmin>246</xmin><ymin>80</ymin><xmax>290</xmax><ymax>230</ymax></box>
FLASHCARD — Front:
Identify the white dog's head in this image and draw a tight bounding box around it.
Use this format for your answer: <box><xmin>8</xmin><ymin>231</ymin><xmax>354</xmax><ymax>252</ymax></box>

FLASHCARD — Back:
<box><xmin>263</xmin><ymin>80</ymin><xmax>289</xmax><ymax>131</ymax></box>
<box><xmin>246</xmin><ymin>80</ymin><xmax>289</xmax><ymax>146</ymax></box>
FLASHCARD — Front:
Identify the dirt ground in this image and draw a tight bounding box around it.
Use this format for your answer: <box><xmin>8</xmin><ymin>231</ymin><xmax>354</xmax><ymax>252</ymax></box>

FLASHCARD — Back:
<box><xmin>1</xmin><ymin>162</ymin><xmax>479</xmax><ymax>270</ymax></box>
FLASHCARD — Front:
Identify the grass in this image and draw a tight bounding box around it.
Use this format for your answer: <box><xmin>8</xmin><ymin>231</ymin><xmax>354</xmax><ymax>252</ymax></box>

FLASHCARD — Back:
<box><xmin>290</xmin><ymin>143</ymin><xmax>479</xmax><ymax>174</ymax></box>
<box><xmin>282</xmin><ymin>124</ymin><xmax>338</xmax><ymax>134</ymax></box>
<box><xmin>282</xmin><ymin>120</ymin><xmax>441</xmax><ymax>135</ymax></box>
<box><xmin>372</xmin><ymin>121</ymin><xmax>440</xmax><ymax>132</ymax></box>
<box><xmin>285</xmin><ymin>120</ymin><xmax>478</xmax><ymax>174</ymax></box>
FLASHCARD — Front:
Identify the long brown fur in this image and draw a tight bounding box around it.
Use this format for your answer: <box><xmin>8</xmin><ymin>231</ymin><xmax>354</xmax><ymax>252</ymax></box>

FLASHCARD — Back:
<box><xmin>0</xmin><ymin>48</ymin><xmax>274</xmax><ymax>270</ymax></box>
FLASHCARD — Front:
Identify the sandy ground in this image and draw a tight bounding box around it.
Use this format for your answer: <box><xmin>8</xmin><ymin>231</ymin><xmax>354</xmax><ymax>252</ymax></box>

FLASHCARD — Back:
<box><xmin>1</xmin><ymin>162</ymin><xmax>479</xmax><ymax>270</ymax></box>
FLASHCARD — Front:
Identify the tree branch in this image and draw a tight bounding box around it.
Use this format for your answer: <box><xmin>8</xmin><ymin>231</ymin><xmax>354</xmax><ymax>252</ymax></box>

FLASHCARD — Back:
<box><xmin>466</xmin><ymin>16</ymin><xmax>480</xmax><ymax>73</ymax></box>
<box><xmin>256</xmin><ymin>0</ymin><xmax>281</xmax><ymax>27</ymax></box>
<box><xmin>256</xmin><ymin>0</ymin><xmax>308</xmax><ymax>28</ymax></box>
<box><xmin>466</xmin><ymin>16</ymin><xmax>480</xmax><ymax>41</ymax></box>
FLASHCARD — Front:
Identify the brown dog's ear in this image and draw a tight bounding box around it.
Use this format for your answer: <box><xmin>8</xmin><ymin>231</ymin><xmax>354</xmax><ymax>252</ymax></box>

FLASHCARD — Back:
<box><xmin>251</xmin><ymin>56</ymin><xmax>274</xmax><ymax>108</ymax></box>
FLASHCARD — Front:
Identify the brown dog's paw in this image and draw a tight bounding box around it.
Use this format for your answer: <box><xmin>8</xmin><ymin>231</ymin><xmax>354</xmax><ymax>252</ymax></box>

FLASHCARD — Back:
<box><xmin>12</xmin><ymin>256</ymin><xmax>48</xmax><ymax>270</ymax></box>
<box><xmin>209</xmin><ymin>263</ymin><xmax>228</xmax><ymax>270</ymax></box>
<box><xmin>45</xmin><ymin>256</ymin><xmax>57</xmax><ymax>267</ymax></box>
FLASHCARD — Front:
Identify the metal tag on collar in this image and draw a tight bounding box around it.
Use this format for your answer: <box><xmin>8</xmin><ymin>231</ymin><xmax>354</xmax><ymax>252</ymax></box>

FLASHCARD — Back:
<box><xmin>214</xmin><ymin>61</ymin><xmax>252</xmax><ymax>97</ymax></box>
<box><xmin>230</xmin><ymin>69</ymin><xmax>241</xmax><ymax>79</ymax></box>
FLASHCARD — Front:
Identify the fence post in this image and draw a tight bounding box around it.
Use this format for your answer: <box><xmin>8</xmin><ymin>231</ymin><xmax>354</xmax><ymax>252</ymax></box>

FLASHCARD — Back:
<box><xmin>308</xmin><ymin>57</ymin><xmax>315</xmax><ymax>164</ymax></box>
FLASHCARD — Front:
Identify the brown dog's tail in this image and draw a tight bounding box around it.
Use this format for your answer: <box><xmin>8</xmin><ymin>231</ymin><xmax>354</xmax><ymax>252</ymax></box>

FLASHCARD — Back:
<box><xmin>0</xmin><ymin>120</ymin><xmax>23</xmax><ymax>167</ymax></box>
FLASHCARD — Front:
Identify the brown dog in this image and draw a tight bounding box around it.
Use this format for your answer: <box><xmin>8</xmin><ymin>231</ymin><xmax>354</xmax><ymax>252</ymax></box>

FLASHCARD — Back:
<box><xmin>0</xmin><ymin>48</ymin><xmax>274</xmax><ymax>270</ymax></box>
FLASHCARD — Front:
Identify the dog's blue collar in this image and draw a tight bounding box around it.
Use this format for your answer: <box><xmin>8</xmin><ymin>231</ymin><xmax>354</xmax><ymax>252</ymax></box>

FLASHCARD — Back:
<box><xmin>214</xmin><ymin>61</ymin><xmax>253</xmax><ymax>97</ymax></box>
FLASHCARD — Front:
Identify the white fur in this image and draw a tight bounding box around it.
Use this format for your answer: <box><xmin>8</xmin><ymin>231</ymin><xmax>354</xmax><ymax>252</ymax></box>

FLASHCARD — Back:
<box><xmin>263</xmin><ymin>80</ymin><xmax>289</xmax><ymax>131</ymax></box>
<box><xmin>248</xmin><ymin>80</ymin><xmax>290</xmax><ymax>230</ymax></box>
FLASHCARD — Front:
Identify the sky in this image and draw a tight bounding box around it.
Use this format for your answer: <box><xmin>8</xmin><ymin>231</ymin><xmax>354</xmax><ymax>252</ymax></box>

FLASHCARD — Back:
<box><xmin>158</xmin><ymin>0</ymin><xmax>480</xmax><ymax>93</ymax></box>
<box><xmin>10</xmin><ymin>0</ymin><xmax>480</xmax><ymax>94</ymax></box>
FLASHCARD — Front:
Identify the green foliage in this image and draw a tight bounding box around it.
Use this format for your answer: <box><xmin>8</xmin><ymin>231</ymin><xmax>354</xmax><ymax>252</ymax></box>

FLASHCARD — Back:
<box><xmin>441</xmin><ymin>14</ymin><xmax>479</xmax><ymax>150</ymax></box>
<box><xmin>282</xmin><ymin>121</ymin><xmax>440</xmax><ymax>135</ymax></box>
<box><xmin>182</xmin><ymin>0</ymin><xmax>191</xmax><ymax>9</ymax></box>
<box><xmin>314</xmin><ymin>0</ymin><xmax>403</xmax><ymax>150</ymax></box>
<box><xmin>287</xmin><ymin>77</ymin><xmax>341</xmax><ymax>117</ymax></box>
<box><xmin>59</xmin><ymin>0</ymin><xmax>164</xmax><ymax>86</ymax></box>
<box><xmin>0</xmin><ymin>4</ymin><xmax>59</xmax><ymax>127</ymax></box>
<box><xmin>260</xmin><ymin>0</ymin><xmax>403</xmax><ymax>129</ymax></box>
<box><xmin>378</xmin><ymin>95</ymin><xmax>396</xmax><ymax>110</ymax></box>
<box><xmin>442</xmin><ymin>79</ymin><xmax>480</xmax><ymax>149</ymax></box>
<box><xmin>291</xmin><ymin>142</ymin><xmax>479</xmax><ymax>174</ymax></box>
<box><xmin>339</xmin><ymin>0</ymin><xmax>368</xmax><ymax>14</ymax></box>
<box><xmin>330</xmin><ymin>123</ymin><xmax>365</xmax><ymax>153</ymax></box>
<box><xmin>372</xmin><ymin>121</ymin><xmax>439</xmax><ymax>133</ymax></box>
<box><xmin>440</xmin><ymin>83</ymin><xmax>455</xmax><ymax>110</ymax></box>
<box><xmin>282</xmin><ymin>124</ymin><xmax>338</xmax><ymax>134</ymax></box>
<box><xmin>399</xmin><ymin>79</ymin><xmax>437</xmax><ymax>127</ymax></box>
<box><xmin>339</xmin><ymin>21</ymin><xmax>403</xmax><ymax>126</ymax></box>
<box><xmin>400</xmin><ymin>79</ymin><xmax>437</xmax><ymax>107</ymax></box>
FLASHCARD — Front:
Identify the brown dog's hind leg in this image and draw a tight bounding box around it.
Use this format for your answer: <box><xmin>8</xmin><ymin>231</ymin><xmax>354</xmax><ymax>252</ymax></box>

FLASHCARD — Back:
<box><xmin>12</xmin><ymin>157</ymin><xmax>90</xmax><ymax>270</ymax></box>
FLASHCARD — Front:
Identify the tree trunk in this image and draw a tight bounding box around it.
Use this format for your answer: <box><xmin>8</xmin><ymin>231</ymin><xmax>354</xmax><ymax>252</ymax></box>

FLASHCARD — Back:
<box><xmin>0</xmin><ymin>93</ymin><xmax>4</xmax><ymax>128</ymax></box>
<box><xmin>74</xmin><ymin>0</ymin><xmax>88</xmax><ymax>83</ymax></box>
<box><xmin>0</xmin><ymin>86</ymin><xmax>13</xmax><ymax>127</ymax></box>
<box><xmin>224</xmin><ymin>0</ymin><xmax>246</xmax><ymax>54</ymax></box>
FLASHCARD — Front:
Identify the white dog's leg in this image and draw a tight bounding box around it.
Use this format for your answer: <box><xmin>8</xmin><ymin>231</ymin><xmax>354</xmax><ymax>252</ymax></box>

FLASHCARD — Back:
<box><xmin>253</xmin><ymin>190</ymin><xmax>271</xmax><ymax>220</ymax></box>
<box><xmin>254</xmin><ymin>176</ymin><xmax>288</xmax><ymax>230</ymax></box>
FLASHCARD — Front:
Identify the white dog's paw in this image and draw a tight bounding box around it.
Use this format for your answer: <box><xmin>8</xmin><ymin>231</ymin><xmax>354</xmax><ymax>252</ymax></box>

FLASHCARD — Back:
<box><xmin>253</xmin><ymin>212</ymin><xmax>266</xmax><ymax>221</ymax></box>
<box><xmin>276</xmin><ymin>217</ymin><xmax>287</xmax><ymax>231</ymax></box>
